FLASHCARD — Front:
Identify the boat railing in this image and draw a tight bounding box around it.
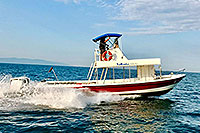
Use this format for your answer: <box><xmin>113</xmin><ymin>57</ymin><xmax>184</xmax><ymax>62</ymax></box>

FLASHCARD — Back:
<box><xmin>87</xmin><ymin>62</ymin><xmax>94</xmax><ymax>79</ymax></box>
<box><xmin>94</xmin><ymin>49</ymin><xmax>100</xmax><ymax>62</ymax></box>
<box><xmin>94</xmin><ymin>77</ymin><xmax>149</xmax><ymax>84</ymax></box>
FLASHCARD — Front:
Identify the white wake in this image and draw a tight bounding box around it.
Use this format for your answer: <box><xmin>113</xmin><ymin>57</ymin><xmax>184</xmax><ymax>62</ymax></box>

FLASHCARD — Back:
<box><xmin>0</xmin><ymin>75</ymin><xmax>127</xmax><ymax>109</ymax></box>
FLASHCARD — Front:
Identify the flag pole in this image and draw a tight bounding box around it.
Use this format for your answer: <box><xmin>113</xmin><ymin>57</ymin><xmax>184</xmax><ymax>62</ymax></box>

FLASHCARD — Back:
<box><xmin>48</xmin><ymin>67</ymin><xmax>59</xmax><ymax>81</ymax></box>
<box><xmin>52</xmin><ymin>69</ymin><xmax>59</xmax><ymax>81</ymax></box>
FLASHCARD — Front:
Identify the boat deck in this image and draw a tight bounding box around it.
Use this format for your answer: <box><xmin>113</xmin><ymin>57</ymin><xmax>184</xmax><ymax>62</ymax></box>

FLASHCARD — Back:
<box><xmin>43</xmin><ymin>74</ymin><xmax>182</xmax><ymax>87</ymax></box>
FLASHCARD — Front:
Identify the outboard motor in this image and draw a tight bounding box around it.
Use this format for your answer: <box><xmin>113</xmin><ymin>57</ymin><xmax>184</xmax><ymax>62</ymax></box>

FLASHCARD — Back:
<box><xmin>9</xmin><ymin>77</ymin><xmax>30</xmax><ymax>93</ymax></box>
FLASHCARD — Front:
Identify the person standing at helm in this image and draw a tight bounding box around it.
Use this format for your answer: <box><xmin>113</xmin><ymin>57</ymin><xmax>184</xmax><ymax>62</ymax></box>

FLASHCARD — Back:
<box><xmin>99</xmin><ymin>37</ymin><xmax>110</xmax><ymax>61</ymax></box>
<box><xmin>99</xmin><ymin>38</ymin><xmax>106</xmax><ymax>61</ymax></box>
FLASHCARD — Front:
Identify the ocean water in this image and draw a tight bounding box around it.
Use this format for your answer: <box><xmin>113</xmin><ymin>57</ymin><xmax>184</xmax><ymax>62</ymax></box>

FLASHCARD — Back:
<box><xmin>0</xmin><ymin>63</ymin><xmax>199</xmax><ymax>132</ymax></box>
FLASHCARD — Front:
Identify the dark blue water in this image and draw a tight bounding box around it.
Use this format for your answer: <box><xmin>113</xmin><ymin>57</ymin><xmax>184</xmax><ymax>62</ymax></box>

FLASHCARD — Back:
<box><xmin>0</xmin><ymin>63</ymin><xmax>199</xmax><ymax>132</ymax></box>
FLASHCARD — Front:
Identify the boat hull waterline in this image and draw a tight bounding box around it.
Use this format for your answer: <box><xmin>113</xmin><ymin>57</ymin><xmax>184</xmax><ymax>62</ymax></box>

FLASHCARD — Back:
<box><xmin>83</xmin><ymin>74</ymin><xmax>185</xmax><ymax>96</ymax></box>
<box><xmin>43</xmin><ymin>74</ymin><xmax>185</xmax><ymax>97</ymax></box>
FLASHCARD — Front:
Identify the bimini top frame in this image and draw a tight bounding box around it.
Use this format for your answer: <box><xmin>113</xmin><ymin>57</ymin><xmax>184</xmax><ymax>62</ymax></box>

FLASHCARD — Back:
<box><xmin>92</xmin><ymin>33</ymin><xmax>122</xmax><ymax>42</ymax></box>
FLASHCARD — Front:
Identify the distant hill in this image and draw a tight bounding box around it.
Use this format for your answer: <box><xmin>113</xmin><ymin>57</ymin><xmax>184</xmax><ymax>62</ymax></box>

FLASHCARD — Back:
<box><xmin>0</xmin><ymin>57</ymin><xmax>65</xmax><ymax>65</ymax></box>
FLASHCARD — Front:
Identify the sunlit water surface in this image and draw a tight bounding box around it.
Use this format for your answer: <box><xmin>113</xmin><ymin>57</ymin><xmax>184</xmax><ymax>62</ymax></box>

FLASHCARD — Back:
<box><xmin>0</xmin><ymin>63</ymin><xmax>199</xmax><ymax>132</ymax></box>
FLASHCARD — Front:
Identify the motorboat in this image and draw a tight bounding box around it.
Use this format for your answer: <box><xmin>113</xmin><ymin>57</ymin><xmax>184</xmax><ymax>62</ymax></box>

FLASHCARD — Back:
<box><xmin>10</xmin><ymin>33</ymin><xmax>185</xmax><ymax>97</ymax></box>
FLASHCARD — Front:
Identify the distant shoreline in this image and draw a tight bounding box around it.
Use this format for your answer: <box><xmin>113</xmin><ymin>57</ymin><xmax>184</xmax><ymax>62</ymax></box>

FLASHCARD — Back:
<box><xmin>0</xmin><ymin>57</ymin><xmax>65</xmax><ymax>66</ymax></box>
<box><xmin>0</xmin><ymin>62</ymin><xmax>89</xmax><ymax>68</ymax></box>
<box><xmin>0</xmin><ymin>62</ymin><xmax>199</xmax><ymax>73</ymax></box>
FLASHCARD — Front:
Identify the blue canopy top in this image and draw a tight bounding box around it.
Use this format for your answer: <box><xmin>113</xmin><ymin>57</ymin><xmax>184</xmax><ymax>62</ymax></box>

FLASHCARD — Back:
<box><xmin>92</xmin><ymin>33</ymin><xmax>122</xmax><ymax>42</ymax></box>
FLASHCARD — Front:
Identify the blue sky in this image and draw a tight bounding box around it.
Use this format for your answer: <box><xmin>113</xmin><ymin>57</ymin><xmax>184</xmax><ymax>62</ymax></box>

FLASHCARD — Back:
<box><xmin>0</xmin><ymin>0</ymin><xmax>200</xmax><ymax>72</ymax></box>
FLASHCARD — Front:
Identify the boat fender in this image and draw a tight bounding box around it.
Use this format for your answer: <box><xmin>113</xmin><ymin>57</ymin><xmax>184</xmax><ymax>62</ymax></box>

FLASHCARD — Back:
<box><xmin>102</xmin><ymin>51</ymin><xmax>112</xmax><ymax>61</ymax></box>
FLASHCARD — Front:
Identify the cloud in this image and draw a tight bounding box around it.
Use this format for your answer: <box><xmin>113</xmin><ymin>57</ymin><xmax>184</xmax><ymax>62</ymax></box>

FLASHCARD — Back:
<box><xmin>54</xmin><ymin>0</ymin><xmax>200</xmax><ymax>34</ymax></box>
<box><xmin>54</xmin><ymin>0</ymin><xmax>85</xmax><ymax>4</ymax></box>
<box><xmin>126</xmin><ymin>26</ymin><xmax>182</xmax><ymax>35</ymax></box>
<box><xmin>94</xmin><ymin>0</ymin><xmax>120</xmax><ymax>8</ymax></box>
<box><xmin>100</xmin><ymin>0</ymin><xmax>200</xmax><ymax>34</ymax></box>
<box><xmin>93</xmin><ymin>22</ymin><xmax>115</xmax><ymax>27</ymax></box>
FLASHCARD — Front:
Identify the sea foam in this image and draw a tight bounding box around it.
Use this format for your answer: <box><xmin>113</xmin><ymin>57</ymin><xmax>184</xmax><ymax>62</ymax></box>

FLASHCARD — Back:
<box><xmin>0</xmin><ymin>74</ymin><xmax>126</xmax><ymax>109</ymax></box>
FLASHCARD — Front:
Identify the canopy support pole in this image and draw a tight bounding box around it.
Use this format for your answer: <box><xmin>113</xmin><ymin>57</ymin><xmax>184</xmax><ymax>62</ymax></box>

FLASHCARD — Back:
<box><xmin>100</xmin><ymin>68</ymin><xmax>105</xmax><ymax>80</ymax></box>
<box><xmin>123</xmin><ymin>67</ymin><xmax>125</xmax><ymax>82</ymax></box>
<box><xmin>103</xmin><ymin>68</ymin><xmax>108</xmax><ymax>84</ymax></box>
<box><xmin>113</xmin><ymin>67</ymin><xmax>115</xmax><ymax>82</ymax></box>
<box><xmin>87</xmin><ymin>62</ymin><xmax>94</xmax><ymax>78</ymax></box>
<box><xmin>159</xmin><ymin>65</ymin><xmax>162</xmax><ymax>79</ymax></box>
<box><xmin>129</xmin><ymin>65</ymin><xmax>131</xmax><ymax>82</ymax></box>
<box><xmin>88</xmin><ymin>65</ymin><xmax>95</xmax><ymax>83</ymax></box>
<box><xmin>109</xmin><ymin>68</ymin><xmax>111</xmax><ymax>79</ymax></box>
<box><xmin>96</xmin><ymin>68</ymin><xmax>98</xmax><ymax>83</ymax></box>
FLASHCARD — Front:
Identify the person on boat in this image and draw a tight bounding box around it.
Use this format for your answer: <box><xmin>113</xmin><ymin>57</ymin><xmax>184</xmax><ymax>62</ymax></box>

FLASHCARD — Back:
<box><xmin>114</xmin><ymin>38</ymin><xmax>119</xmax><ymax>48</ymax></box>
<box><xmin>99</xmin><ymin>38</ymin><xmax>106</xmax><ymax>61</ymax></box>
<box><xmin>99</xmin><ymin>36</ymin><xmax>111</xmax><ymax>60</ymax></box>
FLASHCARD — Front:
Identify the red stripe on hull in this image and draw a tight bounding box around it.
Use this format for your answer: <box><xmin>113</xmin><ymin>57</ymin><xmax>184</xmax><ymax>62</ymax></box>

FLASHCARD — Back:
<box><xmin>84</xmin><ymin>76</ymin><xmax>184</xmax><ymax>92</ymax></box>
